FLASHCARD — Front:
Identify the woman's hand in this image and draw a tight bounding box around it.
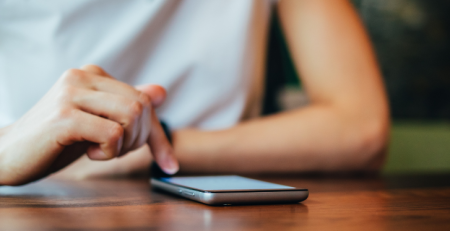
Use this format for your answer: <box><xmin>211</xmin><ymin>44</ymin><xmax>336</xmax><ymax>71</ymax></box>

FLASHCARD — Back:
<box><xmin>0</xmin><ymin>65</ymin><xmax>178</xmax><ymax>185</ymax></box>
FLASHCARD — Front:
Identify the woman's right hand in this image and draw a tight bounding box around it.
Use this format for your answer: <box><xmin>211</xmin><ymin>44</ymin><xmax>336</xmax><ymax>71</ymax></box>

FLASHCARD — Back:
<box><xmin>0</xmin><ymin>65</ymin><xmax>178</xmax><ymax>185</ymax></box>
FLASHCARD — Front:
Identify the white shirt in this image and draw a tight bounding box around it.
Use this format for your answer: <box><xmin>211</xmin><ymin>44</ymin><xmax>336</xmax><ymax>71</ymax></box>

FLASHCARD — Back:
<box><xmin>0</xmin><ymin>0</ymin><xmax>272</xmax><ymax>130</ymax></box>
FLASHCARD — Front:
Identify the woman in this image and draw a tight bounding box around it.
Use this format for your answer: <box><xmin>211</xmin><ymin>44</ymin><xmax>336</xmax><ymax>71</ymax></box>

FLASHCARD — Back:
<box><xmin>0</xmin><ymin>0</ymin><xmax>388</xmax><ymax>185</ymax></box>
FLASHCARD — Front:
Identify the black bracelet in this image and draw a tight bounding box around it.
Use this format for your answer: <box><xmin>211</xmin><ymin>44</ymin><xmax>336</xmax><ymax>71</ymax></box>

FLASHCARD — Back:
<box><xmin>150</xmin><ymin>121</ymin><xmax>172</xmax><ymax>178</ymax></box>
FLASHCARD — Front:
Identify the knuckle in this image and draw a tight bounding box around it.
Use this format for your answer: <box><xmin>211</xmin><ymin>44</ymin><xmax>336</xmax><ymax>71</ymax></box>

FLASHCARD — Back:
<box><xmin>138</xmin><ymin>92</ymin><xmax>152</xmax><ymax>108</ymax></box>
<box><xmin>54</xmin><ymin>106</ymin><xmax>74</xmax><ymax>121</ymax></box>
<box><xmin>108</xmin><ymin>123</ymin><xmax>124</xmax><ymax>143</ymax></box>
<box><xmin>61</xmin><ymin>85</ymin><xmax>77</xmax><ymax>99</ymax></box>
<box><xmin>54</xmin><ymin>86</ymin><xmax>77</xmax><ymax>106</ymax></box>
<box><xmin>83</xmin><ymin>64</ymin><xmax>103</xmax><ymax>73</ymax></box>
<box><xmin>62</xmin><ymin>68</ymin><xmax>85</xmax><ymax>83</ymax></box>
<box><xmin>128</xmin><ymin>100</ymin><xmax>144</xmax><ymax>118</ymax></box>
<box><xmin>63</xmin><ymin>68</ymin><xmax>79</xmax><ymax>76</ymax></box>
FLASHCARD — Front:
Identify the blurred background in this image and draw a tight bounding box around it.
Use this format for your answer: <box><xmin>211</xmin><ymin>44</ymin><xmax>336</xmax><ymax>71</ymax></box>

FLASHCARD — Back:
<box><xmin>265</xmin><ymin>0</ymin><xmax>450</xmax><ymax>174</ymax></box>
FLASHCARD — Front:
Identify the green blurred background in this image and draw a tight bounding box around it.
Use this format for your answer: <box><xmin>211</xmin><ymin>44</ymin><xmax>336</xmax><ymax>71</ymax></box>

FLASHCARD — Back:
<box><xmin>355</xmin><ymin>0</ymin><xmax>450</xmax><ymax>173</ymax></box>
<box><xmin>387</xmin><ymin>122</ymin><xmax>450</xmax><ymax>173</ymax></box>
<box><xmin>265</xmin><ymin>0</ymin><xmax>450</xmax><ymax>173</ymax></box>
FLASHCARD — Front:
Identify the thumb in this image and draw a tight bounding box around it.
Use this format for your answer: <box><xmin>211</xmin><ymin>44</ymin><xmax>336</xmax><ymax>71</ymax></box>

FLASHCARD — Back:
<box><xmin>135</xmin><ymin>84</ymin><xmax>167</xmax><ymax>108</ymax></box>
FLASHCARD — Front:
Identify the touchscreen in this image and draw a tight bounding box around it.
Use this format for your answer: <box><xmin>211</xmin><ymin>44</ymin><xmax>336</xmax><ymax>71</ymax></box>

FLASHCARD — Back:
<box><xmin>159</xmin><ymin>175</ymin><xmax>294</xmax><ymax>191</ymax></box>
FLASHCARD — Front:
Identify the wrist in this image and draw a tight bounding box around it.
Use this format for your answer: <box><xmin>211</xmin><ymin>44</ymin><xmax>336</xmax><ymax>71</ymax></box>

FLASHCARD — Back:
<box><xmin>172</xmin><ymin>128</ymin><xmax>230</xmax><ymax>173</ymax></box>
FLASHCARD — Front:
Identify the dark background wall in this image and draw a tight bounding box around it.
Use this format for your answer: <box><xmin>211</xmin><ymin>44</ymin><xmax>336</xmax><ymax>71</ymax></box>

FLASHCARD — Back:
<box><xmin>354</xmin><ymin>0</ymin><xmax>450</xmax><ymax>120</ymax></box>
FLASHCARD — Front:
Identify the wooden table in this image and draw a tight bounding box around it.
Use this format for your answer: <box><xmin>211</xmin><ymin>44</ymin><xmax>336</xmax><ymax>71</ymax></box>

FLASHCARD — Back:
<box><xmin>1</xmin><ymin>174</ymin><xmax>450</xmax><ymax>231</ymax></box>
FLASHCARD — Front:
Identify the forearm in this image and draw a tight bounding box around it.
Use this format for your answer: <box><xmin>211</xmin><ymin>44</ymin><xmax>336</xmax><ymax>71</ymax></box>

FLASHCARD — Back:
<box><xmin>173</xmin><ymin>103</ymin><xmax>389</xmax><ymax>174</ymax></box>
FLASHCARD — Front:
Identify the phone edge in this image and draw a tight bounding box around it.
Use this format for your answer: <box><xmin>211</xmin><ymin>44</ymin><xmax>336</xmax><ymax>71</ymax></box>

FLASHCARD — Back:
<box><xmin>150</xmin><ymin>178</ymin><xmax>309</xmax><ymax>205</ymax></box>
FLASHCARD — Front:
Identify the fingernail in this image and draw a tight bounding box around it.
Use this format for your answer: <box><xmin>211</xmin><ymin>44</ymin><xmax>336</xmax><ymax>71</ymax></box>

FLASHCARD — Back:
<box><xmin>162</xmin><ymin>155</ymin><xmax>179</xmax><ymax>175</ymax></box>
<box><xmin>97</xmin><ymin>150</ymin><xmax>109</xmax><ymax>159</ymax></box>
<box><xmin>88</xmin><ymin>145</ymin><xmax>109</xmax><ymax>160</ymax></box>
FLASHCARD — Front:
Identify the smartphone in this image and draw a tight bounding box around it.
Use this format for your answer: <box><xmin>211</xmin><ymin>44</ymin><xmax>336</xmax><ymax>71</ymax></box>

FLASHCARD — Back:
<box><xmin>151</xmin><ymin>175</ymin><xmax>308</xmax><ymax>205</ymax></box>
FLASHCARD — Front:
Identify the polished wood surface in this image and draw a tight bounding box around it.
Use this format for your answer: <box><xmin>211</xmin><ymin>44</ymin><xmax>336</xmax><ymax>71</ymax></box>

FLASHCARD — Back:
<box><xmin>1</xmin><ymin>174</ymin><xmax>450</xmax><ymax>231</ymax></box>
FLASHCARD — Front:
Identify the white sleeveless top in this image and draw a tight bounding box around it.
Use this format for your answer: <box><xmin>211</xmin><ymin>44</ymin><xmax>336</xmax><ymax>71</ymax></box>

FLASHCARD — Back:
<box><xmin>0</xmin><ymin>0</ymin><xmax>272</xmax><ymax>130</ymax></box>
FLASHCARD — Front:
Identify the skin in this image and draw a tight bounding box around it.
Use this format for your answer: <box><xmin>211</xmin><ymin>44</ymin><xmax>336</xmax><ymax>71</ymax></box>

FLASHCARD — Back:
<box><xmin>172</xmin><ymin>0</ymin><xmax>389</xmax><ymax>173</ymax></box>
<box><xmin>172</xmin><ymin>0</ymin><xmax>388</xmax><ymax>173</ymax></box>
<box><xmin>0</xmin><ymin>65</ymin><xmax>178</xmax><ymax>185</ymax></box>
<box><xmin>1</xmin><ymin>0</ymin><xmax>390</xmax><ymax>182</ymax></box>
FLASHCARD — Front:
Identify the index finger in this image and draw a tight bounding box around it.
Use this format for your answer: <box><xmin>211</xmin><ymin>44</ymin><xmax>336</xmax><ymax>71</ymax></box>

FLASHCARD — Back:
<box><xmin>148</xmin><ymin>109</ymin><xmax>179</xmax><ymax>175</ymax></box>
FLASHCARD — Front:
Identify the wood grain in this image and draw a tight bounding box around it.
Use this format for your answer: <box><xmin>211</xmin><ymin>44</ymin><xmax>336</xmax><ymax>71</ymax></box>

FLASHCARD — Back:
<box><xmin>1</xmin><ymin>174</ymin><xmax>450</xmax><ymax>231</ymax></box>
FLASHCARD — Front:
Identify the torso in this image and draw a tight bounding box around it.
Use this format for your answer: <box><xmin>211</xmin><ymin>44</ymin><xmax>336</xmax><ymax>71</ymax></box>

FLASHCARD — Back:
<box><xmin>0</xmin><ymin>0</ymin><xmax>272</xmax><ymax>129</ymax></box>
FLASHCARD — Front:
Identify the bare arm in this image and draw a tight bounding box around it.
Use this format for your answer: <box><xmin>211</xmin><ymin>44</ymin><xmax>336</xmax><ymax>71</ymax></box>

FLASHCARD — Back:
<box><xmin>173</xmin><ymin>0</ymin><xmax>389</xmax><ymax>174</ymax></box>
<box><xmin>54</xmin><ymin>0</ymin><xmax>389</xmax><ymax>179</ymax></box>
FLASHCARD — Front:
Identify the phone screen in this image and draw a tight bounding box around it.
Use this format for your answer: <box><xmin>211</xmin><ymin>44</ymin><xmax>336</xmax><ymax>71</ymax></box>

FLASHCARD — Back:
<box><xmin>159</xmin><ymin>175</ymin><xmax>294</xmax><ymax>191</ymax></box>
